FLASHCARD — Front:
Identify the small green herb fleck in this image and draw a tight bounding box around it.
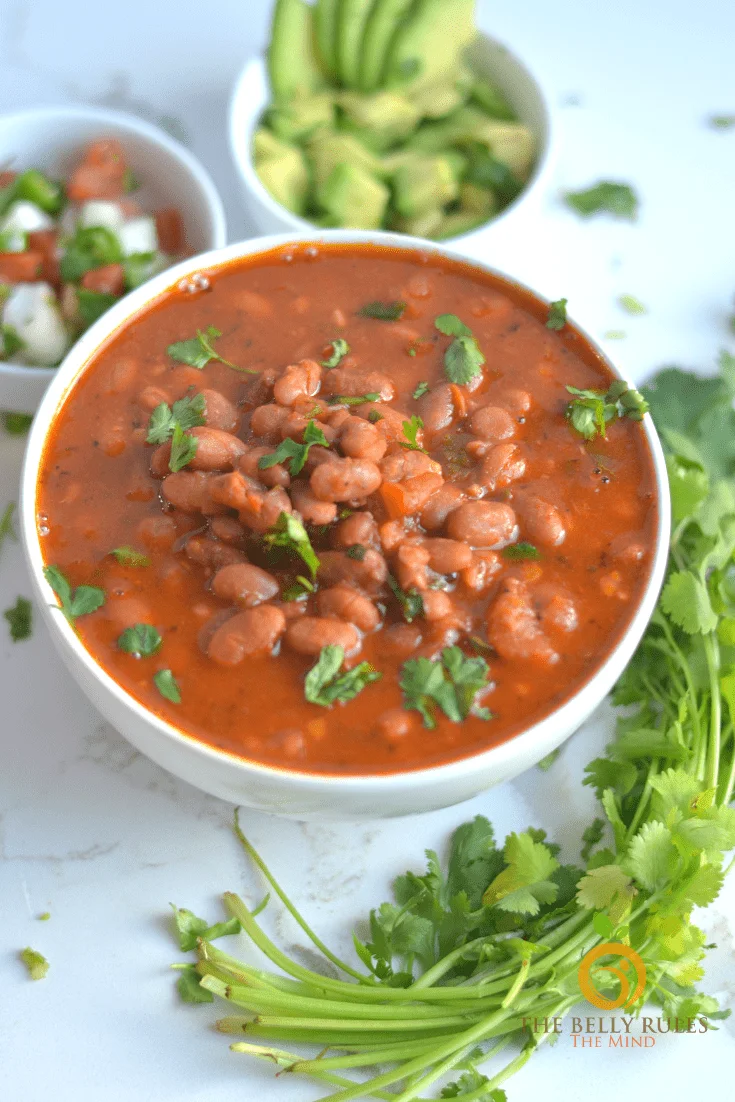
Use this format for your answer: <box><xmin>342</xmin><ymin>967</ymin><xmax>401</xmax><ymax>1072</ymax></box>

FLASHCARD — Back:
<box><xmin>537</xmin><ymin>748</ymin><xmax>561</xmax><ymax>772</ymax></box>
<box><xmin>259</xmin><ymin>420</ymin><xmax>328</xmax><ymax>477</ymax></box>
<box><xmin>3</xmin><ymin>411</ymin><xmax>33</xmax><ymax>434</ymax></box>
<box><xmin>167</xmin><ymin>325</ymin><xmax>257</xmax><ymax>373</ymax></box>
<box><xmin>563</xmin><ymin>181</ymin><xmax>639</xmax><ymax>220</ymax></box>
<box><xmin>413</xmin><ymin>381</ymin><xmax>430</xmax><ymax>400</ymax></box>
<box><xmin>345</xmin><ymin>544</ymin><xmax>367</xmax><ymax>561</ymax></box>
<box><xmin>546</xmin><ymin>298</ymin><xmax>568</xmax><ymax>330</ymax></box>
<box><xmin>321</xmin><ymin>338</ymin><xmax>349</xmax><ymax>367</ymax></box>
<box><xmin>707</xmin><ymin>114</ymin><xmax>735</xmax><ymax>129</ymax></box>
<box><xmin>305</xmin><ymin>645</ymin><xmax>381</xmax><ymax>707</ymax></box>
<box><xmin>358</xmin><ymin>300</ymin><xmax>406</xmax><ymax>321</ymax></box>
<box><xmin>604</xmin><ymin>330</ymin><xmax>627</xmax><ymax>340</ymax></box>
<box><xmin>43</xmin><ymin>565</ymin><xmax>105</xmax><ymax>624</ymax></box>
<box><xmin>367</xmin><ymin>410</ymin><xmax>383</xmax><ymax>423</ymax></box>
<box><xmin>168</xmin><ymin>421</ymin><xmax>198</xmax><ymax>472</ymax></box>
<box><xmin>118</xmin><ymin>623</ymin><xmax>162</xmax><ymax>657</ymax></box>
<box><xmin>37</xmin><ymin>912</ymin><xmax>50</xmax><ymax>922</ymax></box>
<box><xmin>503</xmin><ymin>542</ymin><xmax>541</xmax><ymax>561</ymax></box>
<box><xmin>2</xmin><ymin>323</ymin><xmax>25</xmax><ymax>358</ymax></box>
<box><xmin>0</xmin><ymin>501</ymin><xmax>17</xmax><ymax>554</ymax></box>
<box><xmin>400</xmin><ymin>415</ymin><xmax>426</xmax><ymax>452</ymax></box>
<box><xmin>328</xmin><ymin>392</ymin><xmax>381</xmax><ymax>406</ymax></box>
<box><xmin>618</xmin><ymin>294</ymin><xmax>647</xmax><ymax>315</ymax></box>
<box><xmin>154</xmin><ymin>668</ymin><xmax>181</xmax><ymax>703</ymax></box>
<box><xmin>4</xmin><ymin>596</ymin><xmax>32</xmax><ymax>641</ymax></box>
<box><xmin>20</xmin><ymin>947</ymin><xmax>49</xmax><ymax>981</ymax></box>
<box><xmin>264</xmin><ymin>513</ymin><xmax>320</xmax><ymax>579</ymax></box>
<box><xmin>388</xmin><ymin>575</ymin><xmax>424</xmax><ymax>623</ymax></box>
<box><xmin>110</xmin><ymin>546</ymin><xmax>151</xmax><ymax>568</ymax></box>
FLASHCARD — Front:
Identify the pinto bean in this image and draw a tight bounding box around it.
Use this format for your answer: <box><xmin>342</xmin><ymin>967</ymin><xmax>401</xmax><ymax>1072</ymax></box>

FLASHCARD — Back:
<box><xmin>280</xmin><ymin>410</ymin><xmax>336</xmax><ymax>446</ymax></box>
<box><xmin>239</xmin><ymin>445</ymin><xmax>291</xmax><ymax>488</ymax></box>
<box><xmin>339</xmin><ymin>416</ymin><xmax>387</xmax><ymax>462</ymax></box>
<box><xmin>317</xmin><ymin>584</ymin><xmax>381</xmax><ymax>632</ymax></box>
<box><xmin>273</xmin><ymin>359</ymin><xmax>322</xmax><ymax>406</ymax></box>
<box><xmin>102</xmin><ymin>596</ymin><xmax>152</xmax><ymax>632</ymax></box>
<box><xmin>395</xmin><ymin>543</ymin><xmax>430</xmax><ymax>591</ymax></box>
<box><xmin>290</xmin><ymin>481</ymin><xmax>338</xmax><ymax>525</ymax></box>
<box><xmin>460</xmin><ymin>550</ymin><xmax>501</xmax><ymax>592</ymax></box>
<box><xmin>381</xmin><ymin>472</ymin><xmax>444</xmax><ymax>517</ymax></box>
<box><xmin>161</xmin><ymin>471</ymin><xmax>228</xmax><ymax>515</ymax></box>
<box><xmin>209</xmin><ymin>472</ymin><xmax>292</xmax><ymax>533</ymax></box>
<box><xmin>374</xmin><ymin>708</ymin><xmax>414</xmax><ymax>741</ymax></box>
<box><xmin>420</xmin><ymin>484</ymin><xmax>466</xmax><ymax>531</ymax></box>
<box><xmin>468</xmin><ymin>405</ymin><xmax>516</xmax><ymax>443</ymax></box>
<box><xmin>137</xmin><ymin>514</ymin><xmax>178</xmax><ymax>551</ymax></box>
<box><xmin>379</xmin><ymin>519</ymin><xmax>406</xmax><ymax>553</ymax></box>
<box><xmin>380</xmin><ymin>450</ymin><xmax>439</xmax><ymax>482</ymax></box>
<box><xmin>423</xmin><ymin>538</ymin><xmax>473</xmax><ymax>573</ymax></box>
<box><xmin>317</xmin><ymin>549</ymin><xmax>388</xmax><ymax>592</ymax></box>
<box><xmin>355</xmin><ymin>403</ymin><xmax>412</xmax><ymax>444</ymax></box>
<box><xmin>138</xmin><ymin>385</ymin><xmax>170</xmax><ymax>412</ymax></box>
<box><xmin>420</xmin><ymin>589</ymin><xmax>453</xmax><ymax>621</ymax></box>
<box><xmin>209</xmin><ymin>516</ymin><xmax>246</xmax><ymax>544</ymax></box>
<box><xmin>331</xmin><ymin>511</ymin><xmax>380</xmax><ymax>551</ymax></box>
<box><xmin>310</xmin><ymin>457</ymin><xmax>382</xmax><ymax>502</ymax></box>
<box><xmin>184</xmin><ymin>535</ymin><xmax>247</xmax><ymax>570</ymax></box>
<box><xmin>487</xmin><ymin>577</ymin><xmax>558</xmax><ymax>665</ymax></box>
<box><xmin>322</xmin><ymin>367</ymin><xmax>395</xmax><ymax>402</ymax></box>
<box><xmin>417</xmin><ymin>383</ymin><xmax>456</xmax><ymax>434</ymax></box>
<box><xmin>382</xmin><ymin>623</ymin><xmax>423</xmax><ymax>655</ymax></box>
<box><xmin>494</xmin><ymin>387</ymin><xmax>532</xmax><ymax>416</ymax></box>
<box><xmin>201</xmin><ymin>388</ymin><xmax>239</xmax><ymax>432</ymax></box>
<box><xmin>186</xmin><ymin>427</ymin><xmax>247</xmax><ymax>471</ymax></box>
<box><xmin>212</xmin><ymin>563</ymin><xmax>280</xmax><ymax>607</ymax></box>
<box><xmin>516</xmin><ymin>494</ymin><xmax>567</xmax><ymax>547</ymax></box>
<box><xmin>208</xmin><ymin>604</ymin><xmax>286</xmax><ymax>666</ymax></box>
<box><xmin>285</xmin><ymin>616</ymin><xmax>361</xmax><ymax>656</ymax></box>
<box><xmin>447</xmin><ymin>501</ymin><xmax>518</xmax><ymax>549</ymax></box>
<box><xmin>249</xmin><ymin>403</ymin><xmax>290</xmax><ymax>442</ymax></box>
<box><xmin>476</xmin><ymin>443</ymin><xmax>526</xmax><ymax>490</ymax></box>
<box><xmin>539</xmin><ymin>590</ymin><xmax>578</xmax><ymax>633</ymax></box>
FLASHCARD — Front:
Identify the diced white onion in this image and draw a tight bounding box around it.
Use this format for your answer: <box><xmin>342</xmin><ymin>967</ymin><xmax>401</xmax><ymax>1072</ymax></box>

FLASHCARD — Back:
<box><xmin>0</xmin><ymin>200</ymin><xmax>54</xmax><ymax>236</ymax></box>
<box><xmin>3</xmin><ymin>282</ymin><xmax>71</xmax><ymax>366</ymax></box>
<box><xmin>78</xmin><ymin>200</ymin><xmax>125</xmax><ymax>234</ymax></box>
<box><xmin>118</xmin><ymin>215</ymin><xmax>158</xmax><ymax>256</ymax></box>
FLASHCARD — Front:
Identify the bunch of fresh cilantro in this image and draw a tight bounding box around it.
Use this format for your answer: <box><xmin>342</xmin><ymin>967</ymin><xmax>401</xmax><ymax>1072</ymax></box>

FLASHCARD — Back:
<box><xmin>172</xmin><ymin>355</ymin><xmax>735</xmax><ymax>1100</ymax></box>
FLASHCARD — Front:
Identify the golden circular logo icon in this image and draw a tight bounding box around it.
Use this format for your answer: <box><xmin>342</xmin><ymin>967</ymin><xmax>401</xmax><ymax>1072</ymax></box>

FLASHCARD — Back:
<box><xmin>578</xmin><ymin>942</ymin><xmax>646</xmax><ymax>1010</ymax></box>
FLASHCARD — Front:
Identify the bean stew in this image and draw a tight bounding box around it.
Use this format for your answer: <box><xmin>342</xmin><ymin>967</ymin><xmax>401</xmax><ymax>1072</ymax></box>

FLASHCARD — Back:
<box><xmin>37</xmin><ymin>243</ymin><xmax>657</xmax><ymax>774</ymax></box>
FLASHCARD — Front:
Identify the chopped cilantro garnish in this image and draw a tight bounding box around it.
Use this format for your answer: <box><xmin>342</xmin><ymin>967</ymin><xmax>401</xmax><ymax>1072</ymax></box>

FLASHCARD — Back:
<box><xmin>536</xmin><ymin>747</ymin><xmax>561</xmax><ymax>772</ymax></box>
<box><xmin>358</xmin><ymin>300</ymin><xmax>406</xmax><ymax>321</ymax></box>
<box><xmin>171</xmin><ymin>904</ymin><xmax>241</xmax><ymax>952</ymax></box>
<box><xmin>2</xmin><ymin>322</ymin><xmax>24</xmax><ymax>358</ymax></box>
<box><xmin>37</xmin><ymin>912</ymin><xmax>50</xmax><ymax>922</ymax></box>
<box><xmin>168</xmin><ymin>421</ymin><xmax>199</xmax><ymax>473</ymax></box>
<box><xmin>264</xmin><ymin>513</ymin><xmax>320</xmax><ymax>579</ymax></box>
<box><xmin>305</xmin><ymin>644</ymin><xmax>381</xmax><ymax>707</ymax></box>
<box><xmin>434</xmin><ymin>314</ymin><xmax>485</xmax><ymax>385</ymax></box>
<box><xmin>4</xmin><ymin>596</ymin><xmax>32</xmax><ymax>641</ymax></box>
<box><xmin>76</xmin><ymin>287</ymin><xmax>118</xmax><ymax>327</ymax></box>
<box><xmin>708</xmin><ymin>114</ymin><xmax>735</xmax><ymax>129</ymax></box>
<box><xmin>3</xmin><ymin>411</ymin><xmax>33</xmax><ymax>434</ymax></box>
<box><xmin>327</xmin><ymin>392</ymin><xmax>381</xmax><ymax>406</ymax></box>
<box><xmin>401</xmin><ymin>646</ymin><xmax>493</xmax><ymax>729</ymax></box>
<box><xmin>546</xmin><ymin>298</ymin><xmax>568</xmax><ymax>330</ymax></box>
<box><xmin>502</xmin><ymin>542</ymin><xmax>540</xmax><ymax>561</ymax></box>
<box><xmin>154</xmin><ymin>669</ymin><xmax>181</xmax><ymax>703</ymax></box>
<box><xmin>60</xmin><ymin>225</ymin><xmax>122</xmax><ymax>281</ymax></box>
<box><xmin>118</xmin><ymin>623</ymin><xmax>162</xmax><ymax>657</ymax></box>
<box><xmin>20</xmin><ymin>947</ymin><xmax>49</xmax><ymax>981</ymax></box>
<box><xmin>146</xmin><ymin>393</ymin><xmax>206</xmax><ymax>446</ymax></box>
<box><xmin>281</xmin><ymin>575</ymin><xmax>315</xmax><ymax>601</ymax></box>
<box><xmin>399</xmin><ymin>414</ymin><xmax>426</xmax><ymax>452</ymax></box>
<box><xmin>387</xmin><ymin>575</ymin><xmax>424</xmax><ymax>623</ymax></box>
<box><xmin>177</xmin><ymin>965</ymin><xmax>214</xmax><ymax>1003</ymax></box>
<box><xmin>321</xmin><ymin>338</ymin><xmax>349</xmax><ymax>367</ymax></box>
<box><xmin>345</xmin><ymin>544</ymin><xmax>367</xmax><ymax>561</ymax></box>
<box><xmin>563</xmin><ymin>180</ymin><xmax>639</xmax><ymax>220</ymax></box>
<box><xmin>413</xmin><ymin>381</ymin><xmax>430</xmax><ymax>399</ymax></box>
<box><xmin>43</xmin><ymin>565</ymin><xmax>105</xmax><ymax>624</ymax></box>
<box><xmin>110</xmin><ymin>546</ymin><xmax>151</xmax><ymax>568</ymax></box>
<box><xmin>566</xmin><ymin>379</ymin><xmax>649</xmax><ymax>439</ymax></box>
<box><xmin>367</xmin><ymin>409</ymin><xmax>383</xmax><ymax>423</ymax></box>
<box><xmin>167</xmin><ymin>326</ymin><xmax>257</xmax><ymax>373</ymax></box>
<box><xmin>604</xmin><ymin>329</ymin><xmax>627</xmax><ymax>340</ymax></box>
<box><xmin>0</xmin><ymin>501</ymin><xmax>17</xmax><ymax>555</ymax></box>
<box><xmin>259</xmin><ymin>420</ymin><xmax>328</xmax><ymax>477</ymax></box>
<box><xmin>618</xmin><ymin>293</ymin><xmax>647</xmax><ymax>315</ymax></box>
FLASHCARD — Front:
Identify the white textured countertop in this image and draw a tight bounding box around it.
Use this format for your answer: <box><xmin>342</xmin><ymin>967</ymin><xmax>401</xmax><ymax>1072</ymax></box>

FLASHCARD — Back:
<box><xmin>1</xmin><ymin>1</ymin><xmax>734</xmax><ymax>1099</ymax></box>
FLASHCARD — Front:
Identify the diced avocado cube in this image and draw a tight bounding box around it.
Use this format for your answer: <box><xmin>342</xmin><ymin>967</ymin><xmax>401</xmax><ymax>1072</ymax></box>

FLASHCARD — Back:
<box><xmin>475</xmin><ymin>122</ymin><xmax>535</xmax><ymax>181</ymax></box>
<box><xmin>443</xmin><ymin>149</ymin><xmax>468</xmax><ymax>183</ymax></box>
<box><xmin>402</xmin><ymin>105</ymin><xmax>487</xmax><ymax>154</ymax></box>
<box><xmin>433</xmin><ymin>209</ymin><xmax>488</xmax><ymax>239</ymax></box>
<box><xmin>253</xmin><ymin>127</ymin><xmax>292</xmax><ymax>162</ymax></box>
<box><xmin>460</xmin><ymin>182</ymin><xmax>498</xmax><ymax>216</ymax></box>
<box><xmin>471</xmin><ymin>78</ymin><xmax>516</xmax><ymax>121</ymax></box>
<box><xmin>360</xmin><ymin>0</ymin><xmax>416</xmax><ymax>92</ymax></box>
<box><xmin>266</xmin><ymin>94</ymin><xmax>335</xmax><ymax>142</ymax></box>
<box><xmin>340</xmin><ymin>91</ymin><xmax>421</xmax><ymax>149</ymax></box>
<box><xmin>256</xmin><ymin>144</ymin><xmax>311</xmax><ymax>215</ymax></box>
<box><xmin>268</xmin><ymin>0</ymin><xmax>325</xmax><ymax>102</ymax></box>
<box><xmin>337</xmin><ymin>0</ymin><xmax>376</xmax><ymax>88</ymax></box>
<box><xmin>308</xmin><ymin>129</ymin><xmax>382</xmax><ymax>187</ymax></box>
<box><xmin>389</xmin><ymin>208</ymin><xmax>445</xmax><ymax>238</ymax></box>
<box><xmin>409</xmin><ymin>81</ymin><xmax>466</xmax><ymax>121</ymax></box>
<box><xmin>393</xmin><ymin>155</ymin><xmax>459</xmax><ymax>218</ymax></box>
<box><xmin>317</xmin><ymin>162</ymin><xmax>389</xmax><ymax>229</ymax></box>
<box><xmin>384</xmin><ymin>0</ymin><xmax>477</xmax><ymax>92</ymax></box>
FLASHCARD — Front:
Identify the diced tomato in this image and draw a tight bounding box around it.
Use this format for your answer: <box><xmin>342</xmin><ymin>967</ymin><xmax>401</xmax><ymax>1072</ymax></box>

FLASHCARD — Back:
<box><xmin>0</xmin><ymin>170</ymin><xmax>16</xmax><ymax>189</ymax></box>
<box><xmin>28</xmin><ymin>230</ymin><xmax>60</xmax><ymax>287</ymax></box>
<box><xmin>0</xmin><ymin>251</ymin><xmax>44</xmax><ymax>283</ymax></box>
<box><xmin>81</xmin><ymin>263</ymin><xmax>125</xmax><ymax>296</ymax></box>
<box><xmin>67</xmin><ymin>139</ymin><xmax>127</xmax><ymax>201</ymax></box>
<box><xmin>119</xmin><ymin>197</ymin><xmax>141</xmax><ymax>218</ymax></box>
<box><xmin>154</xmin><ymin>207</ymin><xmax>185</xmax><ymax>254</ymax></box>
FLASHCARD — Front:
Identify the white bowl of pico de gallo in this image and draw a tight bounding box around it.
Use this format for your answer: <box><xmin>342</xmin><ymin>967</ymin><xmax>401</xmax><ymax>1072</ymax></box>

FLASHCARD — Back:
<box><xmin>0</xmin><ymin>105</ymin><xmax>226</xmax><ymax>414</ymax></box>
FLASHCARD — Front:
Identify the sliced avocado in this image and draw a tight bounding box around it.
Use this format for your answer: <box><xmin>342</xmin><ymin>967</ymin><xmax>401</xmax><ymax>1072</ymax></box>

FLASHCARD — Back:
<box><xmin>384</xmin><ymin>0</ymin><xmax>477</xmax><ymax>92</ymax></box>
<box><xmin>409</xmin><ymin>80</ymin><xmax>466</xmax><ymax>120</ymax></box>
<box><xmin>459</xmin><ymin>181</ymin><xmax>498</xmax><ymax>216</ymax></box>
<box><xmin>253</xmin><ymin>127</ymin><xmax>292</xmax><ymax>161</ymax></box>
<box><xmin>393</xmin><ymin>154</ymin><xmax>459</xmax><ymax>218</ymax></box>
<box><xmin>340</xmin><ymin>91</ymin><xmax>421</xmax><ymax>148</ymax></box>
<box><xmin>255</xmin><ymin>143</ymin><xmax>311</xmax><ymax>215</ymax></box>
<box><xmin>317</xmin><ymin>162</ymin><xmax>390</xmax><ymax>228</ymax></box>
<box><xmin>403</xmin><ymin>105</ymin><xmax>488</xmax><ymax>153</ymax></box>
<box><xmin>308</xmin><ymin>129</ymin><xmax>383</xmax><ymax>187</ymax></box>
<box><xmin>268</xmin><ymin>0</ymin><xmax>325</xmax><ymax>102</ymax></box>
<box><xmin>266</xmin><ymin>94</ymin><xmax>335</xmax><ymax>142</ymax></box>
<box><xmin>337</xmin><ymin>0</ymin><xmax>376</xmax><ymax>88</ymax></box>
<box><xmin>389</xmin><ymin>208</ymin><xmax>444</xmax><ymax>238</ymax></box>
<box><xmin>472</xmin><ymin>121</ymin><xmax>535</xmax><ymax>181</ymax></box>
<box><xmin>314</xmin><ymin>0</ymin><xmax>341</xmax><ymax>78</ymax></box>
<box><xmin>433</xmin><ymin>208</ymin><xmax>488</xmax><ymax>239</ymax></box>
<box><xmin>471</xmin><ymin>78</ymin><xmax>516</xmax><ymax>121</ymax></box>
<box><xmin>360</xmin><ymin>0</ymin><xmax>415</xmax><ymax>92</ymax></box>
<box><xmin>443</xmin><ymin>148</ymin><xmax>468</xmax><ymax>183</ymax></box>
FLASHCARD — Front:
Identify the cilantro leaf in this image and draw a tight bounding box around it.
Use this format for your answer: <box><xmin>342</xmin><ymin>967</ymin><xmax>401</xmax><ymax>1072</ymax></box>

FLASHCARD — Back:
<box><xmin>708</xmin><ymin>114</ymin><xmax>735</xmax><ymax>129</ymax></box>
<box><xmin>399</xmin><ymin>414</ymin><xmax>426</xmax><ymax>452</ymax></box>
<box><xmin>76</xmin><ymin>287</ymin><xmax>118</xmax><ymax>327</ymax></box>
<box><xmin>176</xmin><ymin>964</ymin><xmax>213</xmax><ymax>1004</ymax></box>
<box><xmin>110</xmin><ymin>546</ymin><xmax>151</xmax><ymax>568</ymax></box>
<box><xmin>546</xmin><ymin>298</ymin><xmax>567</xmax><ymax>330</ymax></box>
<box><xmin>0</xmin><ymin>501</ymin><xmax>17</xmax><ymax>555</ymax></box>
<box><xmin>358</xmin><ymin>300</ymin><xmax>406</xmax><ymax>321</ymax></box>
<box><xmin>434</xmin><ymin>314</ymin><xmax>472</xmax><ymax>338</ymax></box>
<box><xmin>444</xmin><ymin>335</ymin><xmax>485</xmax><ymax>385</ymax></box>
<box><xmin>305</xmin><ymin>645</ymin><xmax>382</xmax><ymax>707</ymax></box>
<box><xmin>43</xmin><ymin>565</ymin><xmax>105</xmax><ymax>624</ymax></box>
<box><xmin>321</xmin><ymin>338</ymin><xmax>349</xmax><ymax>367</ymax></box>
<box><xmin>154</xmin><ymin>669</ymin><xmax>181</xmax><ymax>703</ymax></box>
<box><xmin>168</xmin><ymin>422</ymin><xmax>198</xmax><ymax>472</ymax></box>
<box><xmin>60</xmin><ymin>225</ymin><xmax>122</xmax><ymax>281</ymax></box>
<box><xmin>2</xmin><ymin>323</ymin><xmax>24</xmax><ymax>358</ymax></box>
<box><xmin>400</xmin><ymin>647</ymin><xmax>492</xmax><ymax>729</ymax></box>
<box><xmin>482</xmin><ymin>832</ymin><xmax>559</xmax><ymax>915</ymax></box>
<box><xmin>387</xmin><ymin>575</ymin><xmax>424</xmax><ymax>623</ymax></box>
<box><xmin>263</xmin><ymin>512</ymin><xmax>320</xmax><ymax>579</ymax></box>
<box><xmin>618</xmin><ymin>293</ymin><xmax>646</xmax><ymax>315</ymax></box>
<box><xmin>566</xmin><ymin>380</ymin><xmax>649</xmax><ymax>439</ymax></box>
<box><xmin>171</xmin><ymin>904</ymin><xmax>241</xmax><ymax>952</ymax></box>
<box><xmin>412</xmin><ymin>381</ymin><xmax>430</xmax><ymax>400</ymax></box>
<box><xmin>345</xmin><ymin>543</ymin><xmax>366</xmax><ymax>560</ymax></box>
<box><xmin>502</xmin><ymin>542</ymin><xmax>540</xmax><ymax>561</ymax></box>
<box><xmin>661</xmin><ymin>570</ymin><xmax>718</xmax><ymax>635</ymax></box>
<box><xmin>20</xmin><ymin>947</ymin><xmax>49</xmax><ymax>981</ymax></box>
<box><xmin>4</xmin><ymin>596</ymin><xmax>32</xmax><ymax>641</ymax></box>
<box><xmin>146</xmin><ymin>393</ymin><xmax>206</xmax><ymax>445</ymax></box>
<box><xmin>118</xmin><ymin>623</ymin><xmax>162</xmax><ymax>658</ymax></box>
<box><xmin>167</xmin><ymin>325</ymin><xmax>256</xmax><ymax>373</ymax></box>
<box><xmin>3</xmin><ymin>411</ymin><xmax>33</xmax><ymax>435</ymax></box>
<box><xmin>563</xmin><ymin>181</ymin><xmax>639</xmax><ymax>220</ymax></box>
<box><xmin>258</xmin><ymin>420</ymin><xmax>328</xmax><ymax>476</ymax></box>
<box><xmin>328</xmin><ymin>392</ymin><xmax>381</xmax><ymax>406</ymax></box>
<box><xmin>623</xmin><ymin>820</ymin><xmax>676</xmax><ymax>892</ymax></box>
<box><xmin>576</xmin><ymin>863</ymin><xmax>634</xmax><ymax>910</ymax></box>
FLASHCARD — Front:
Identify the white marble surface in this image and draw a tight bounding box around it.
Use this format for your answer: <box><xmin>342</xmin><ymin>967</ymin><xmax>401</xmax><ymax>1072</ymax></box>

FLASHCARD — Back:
<box><xmin>1</xmin><ymin>1</ymin><xmax>735</xmax><ymax>1099</ymax></box>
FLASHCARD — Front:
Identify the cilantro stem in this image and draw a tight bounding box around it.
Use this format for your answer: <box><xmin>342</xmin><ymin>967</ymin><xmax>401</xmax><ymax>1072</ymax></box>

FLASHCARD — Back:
<box><xmin>231</xmin><ymin>1044</ymin><xmax>400</xmax><ymax>1100</ymax></box>
<box><xmin>703</xmin><ymin>632</ymin><xmax>722</xmax><ymax>791</ymax></box>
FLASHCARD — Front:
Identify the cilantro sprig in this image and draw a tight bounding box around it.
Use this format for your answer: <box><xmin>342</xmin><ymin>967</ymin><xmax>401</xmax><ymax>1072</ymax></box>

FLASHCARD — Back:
<box><xmin>546</xmin><ymin>298</ymin><xmax>567</xmax><ymax>330</ymax></box>
<box><xmin>110</xmin><ymin>546</ymin><xmax>151</xmax><ymax>568</ymax></box>
<box><xmin>401</xmin><ymin>645</ymin><xmax>493</xmax><ymax>729</ymax></box>
<box><xmin>328</xmin><ymin>392</ymin><xmax>381</xmax><ymax>406</ymax></box>
<box><xmin>258</xmin><ymin>421</ymin><xmax>328</xmax><ymax>476</ymax></box>
<box><xmin>0</xmin><ymin>501</ymin><xmax>16</xmax><ymax>556</ymax></box>
<box><xmin>399</xmin><ymin>414</ymin><xmax>426</xmax><ymax>452</ymax></box>
<box><xmin>434</xmin><ymin>314</ymin><xmax>485</xmax><ymax>385</ymax></box>
<box><xmin>167</xmin><ymin>326</ymin><xmax>257</xmax><ymax>373</ymax></box>
<box><xmin>43</xmin><ymin>565</ymin><xmax>105</xmax><ymax>625</ymax></box>
<box><xmin>118</xmin><ymin>623</ymin><xmax>162</xmax><ymax>658</ymax></box>
<box><xmin>566</xmin><ymin>379</ymin><xmax>649</xmax><ymax>439</ymax></box>
<box><xmin>304</xmin><ymin>645</ymin><xmax>382</xmax><ymax>707</ymax></box>
<box><xmin>263</xmin><ymin>512</ymin><xmax>320</xmax><ymax>579</ymax></box>
<box><xmin>358</xmin><ymin>300</ymin><xmax>406</xmax><ymax>321</ymax></box>
<box><xmin>4</xmin><ymin>596</ymin><xmax>32</xmax><ymax>641</ymax></box>
<box><xmin>563</xmin><ymin>180</ymin><xmax>639</xmax><ymax>220</ymax></box>
<box><xmin>146</xmin><ymin>393</ymin><xmax>206</xmax><ymax>445</ymax></box>
<box><xmin>387</xmin><ymin>575</ymin><xmax>424</xmax><ymax>622</ymax></box>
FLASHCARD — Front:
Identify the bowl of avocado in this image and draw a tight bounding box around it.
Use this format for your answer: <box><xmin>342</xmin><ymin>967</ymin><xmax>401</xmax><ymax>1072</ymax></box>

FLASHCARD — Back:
<box><xmin>230</xmin><ymin>0</ymin><xmax>553</xmax><ymax>244</ymax></box>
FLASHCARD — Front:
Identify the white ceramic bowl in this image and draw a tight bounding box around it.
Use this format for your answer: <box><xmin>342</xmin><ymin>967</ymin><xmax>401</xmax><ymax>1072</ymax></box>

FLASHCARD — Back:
<box><xmin>0</xmin><ymin>105</ymin><xmax>227</xmax><ymax>414</ymax></box>
<box><xmin>21</xmin><ymin>231</ymin><xmax>670</xmax><ymax>821</ymax></box>
<box><xmin>229</xmin><ymin>33</ymin><xmax>554</xmax><ymax>241</ymax></box>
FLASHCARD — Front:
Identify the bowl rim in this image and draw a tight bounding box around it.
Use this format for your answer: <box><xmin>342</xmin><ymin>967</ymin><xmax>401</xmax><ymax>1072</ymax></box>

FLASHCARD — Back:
<box><xmin>228</xmin><ymin>31</ymin><xmax>556</xmax><ymax>245</ymax></box>
<box><xmin>0</xmin><ymin>103</ymin><xmax>228</xmax><ymax>382</ymax></box>
<box><xmin>21</xmin><ymin>229</ymin><xmax>671</xmax><ymax>792</ymax></box>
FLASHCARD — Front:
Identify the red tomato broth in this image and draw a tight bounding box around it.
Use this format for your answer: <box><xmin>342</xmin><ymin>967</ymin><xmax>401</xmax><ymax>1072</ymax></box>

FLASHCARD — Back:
<box><xmin>37</xmin><ymin>243</ymin><xmax>658</xmax><ymax>775</ymax></box>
